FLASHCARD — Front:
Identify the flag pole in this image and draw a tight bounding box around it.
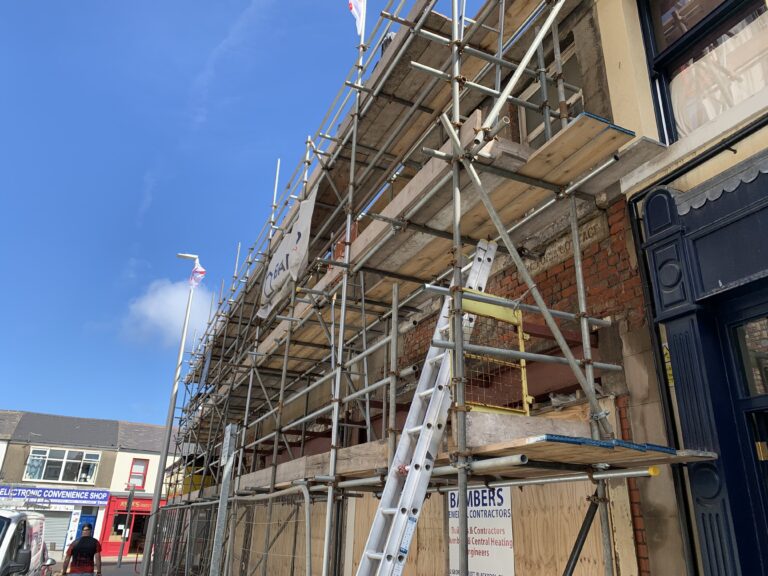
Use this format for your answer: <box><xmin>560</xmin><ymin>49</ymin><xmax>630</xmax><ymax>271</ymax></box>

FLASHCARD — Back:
<box><xmin>141</xmin><ymin>254</ymin><xmax>204</xmax><ymax>576</ymax></box>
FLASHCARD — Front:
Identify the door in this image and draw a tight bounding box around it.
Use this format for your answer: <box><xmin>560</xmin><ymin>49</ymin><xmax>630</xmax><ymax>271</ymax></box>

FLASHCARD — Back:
<box><xmin>717</xmin><ymin>293</ymin><xmax>768</xmax><ymax>559</ymax></box>
<box><xmin>75</xmin><ymin>515</ymin><xmax>97</xmax><ymax>540</ymax></box>
<box><xmin>128</xmin><ymin>514</ymin><xmax>147</xmax><ymax>555</ymax></box>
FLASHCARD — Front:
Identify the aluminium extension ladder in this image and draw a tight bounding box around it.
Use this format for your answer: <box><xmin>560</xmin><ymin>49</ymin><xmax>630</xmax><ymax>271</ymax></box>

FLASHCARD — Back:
<box><xmin>356</xmin><ymin>240</ymin><xmax>498</xmax><ymax>576</ymax></box>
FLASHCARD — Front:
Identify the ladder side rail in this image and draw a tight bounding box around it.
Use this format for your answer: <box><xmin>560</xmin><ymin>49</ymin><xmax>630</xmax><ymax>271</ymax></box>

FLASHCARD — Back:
<box><xmin>377</xmin><ymin>356</ymin><xmax>454</xmax><ymax>574</ymax></box>
<box><xmin>357</xmin><ymin>241</ymin><xmax>497</xmax><ymax>576</ymax></box>
<box><xmin>377</xmin><ymin>242</ymin><xmax>497</xmax><ymax>575</ymax></box>
<box><xmin>357</xmin><ymin>293</ymin><xmax>454</xmax><ymax>570</ymax></box>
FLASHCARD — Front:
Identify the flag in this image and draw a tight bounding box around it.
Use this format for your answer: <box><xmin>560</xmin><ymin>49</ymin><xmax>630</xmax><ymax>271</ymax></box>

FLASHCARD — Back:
<box><xmin>349</xmin><ymin>0</ymin><xmax>366</xmax><ymax>37</ymax></box>
<box><xmin>190</xmin><ymin>262</ymin><xmax>206</xmax><ymax>287</ymax></box>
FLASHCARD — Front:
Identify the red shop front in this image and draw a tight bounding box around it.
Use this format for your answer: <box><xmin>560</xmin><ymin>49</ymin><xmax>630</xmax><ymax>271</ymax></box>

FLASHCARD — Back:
<box><xmin>100</xmin><ymin>495</ymin><xmax>165</xmax><ymax>557</ymax></box>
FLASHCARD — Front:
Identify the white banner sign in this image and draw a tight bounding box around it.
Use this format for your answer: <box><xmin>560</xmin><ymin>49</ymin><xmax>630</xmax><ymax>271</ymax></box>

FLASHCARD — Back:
<box><xmin>64</xmin><ymin>510</ymin><xmax>82</xmax><ymax>548</ymax></box>
<box><xmin>448</xmin><ymin>487</ymin><xmax>515</xmax><ymax>576</ymax></box>
<box><xmin>257</xmin><ymin>187</ymin><xmax>317</xmax><ymax>319</ymax></box>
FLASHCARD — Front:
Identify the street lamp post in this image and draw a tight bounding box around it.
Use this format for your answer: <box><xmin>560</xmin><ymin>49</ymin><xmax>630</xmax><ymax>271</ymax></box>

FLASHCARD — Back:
<box><xmin>141</xmin><ymin>253</ymin><xmax>205</xmax><ymax>576</ymax></box>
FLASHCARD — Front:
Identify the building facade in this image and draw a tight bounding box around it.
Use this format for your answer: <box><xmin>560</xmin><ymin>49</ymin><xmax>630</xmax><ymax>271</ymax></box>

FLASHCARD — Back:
<box><xmin>0</xmin><ymin>411</ymin><xmax>169</xmax><ymax>560</ymax></box>
<box><xmin>142</xmin><ymin>1</ymin><xmax>767</xmax><ymax>575</ymax></box>
<box><xmin>599</xmin><ymin>0</ymin><xmax>768</xmax><ymax>573</ymax></box>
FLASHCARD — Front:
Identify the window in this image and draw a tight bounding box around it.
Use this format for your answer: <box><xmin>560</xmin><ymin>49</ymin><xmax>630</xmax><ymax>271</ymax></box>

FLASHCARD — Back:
<box><xmin>5</xmin><ymin>521</ymin><xmax>26</xmax><ymax>565</ymax></box>
<box><xmin>23</xmin><ymin>448</ymin><xmax>100</xmax><ymax>484</ymax></box>
<box><xmin>127</xmin><ymin>458</ymin><xmax>149</xmax><ymax>489</ymax></box>
<box><xmin>735</xmin><ymin>316</ymin><xmax>768</xmax><ymax>397</ymax></box>
<box><xmin>111</xmin><ymin>514</ymin><xmax>128</xmax><ymax>538</ymax></box>
<box><xmin>640</xmin><ymin>0</ymin><xmax>768</xmax><ymax>141</ymax></box>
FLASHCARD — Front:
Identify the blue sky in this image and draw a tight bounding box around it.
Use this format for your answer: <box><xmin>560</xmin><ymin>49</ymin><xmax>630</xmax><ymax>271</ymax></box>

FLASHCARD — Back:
<box><xmin>0</xmin><ymin>0</ymin><xmax>398</xmax><ymax>424</ymax></box>
<box><xmin>0</xmin><ymin>0</ymin><xmax>482</xmax><ymax>425</ymax></box>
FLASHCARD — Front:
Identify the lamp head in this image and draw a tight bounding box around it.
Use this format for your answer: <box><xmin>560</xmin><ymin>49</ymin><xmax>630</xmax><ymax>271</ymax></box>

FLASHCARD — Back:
<box><xmin>177</xmin><ymin>253</ymin><xmax>200</xmax><ymax>267</ymax></box>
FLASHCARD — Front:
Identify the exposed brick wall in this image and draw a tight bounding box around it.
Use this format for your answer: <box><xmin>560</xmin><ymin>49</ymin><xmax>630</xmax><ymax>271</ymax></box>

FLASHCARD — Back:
<box><xmin>486</xmin><ymin>198</ymin><xmax>645</xmax><ymax>331</ymax></box>
<box><xmin>402</xmin><ymin>313</ymin><xmax>439</xmax><ymax>368</ymax></box>
<box><xmin>402</xmin><ymin>198</ymin><xmax>646</xmax><ymax>367</ymax></box>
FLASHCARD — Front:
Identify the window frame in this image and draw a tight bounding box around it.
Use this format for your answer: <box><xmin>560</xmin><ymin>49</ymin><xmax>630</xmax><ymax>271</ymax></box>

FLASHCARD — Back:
<box><xmin>637</xmin><ymin>0</ymin><xmax>763</xmax><ymax>143</ymax></box>
<box><xmin>127</xmin><ymin>458</ymin><xmax>149</xmax><ymax>490</ymax></box>
<box><xmin>22</xmin><ymin>447</ymin><xmax>101</xmax><ymax>485</ymax></box>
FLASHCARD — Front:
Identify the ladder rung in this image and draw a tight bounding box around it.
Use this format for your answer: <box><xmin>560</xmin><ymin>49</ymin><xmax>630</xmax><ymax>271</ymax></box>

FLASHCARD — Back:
<box><xmin>428</xmin><ymin>352</ymin><xmax>447</xmax><ymax>365</ymax></box>
<box><xmin>356</xmin><ymin>240</ymin><xmax>498</xmax><ymax>575</ymax></box>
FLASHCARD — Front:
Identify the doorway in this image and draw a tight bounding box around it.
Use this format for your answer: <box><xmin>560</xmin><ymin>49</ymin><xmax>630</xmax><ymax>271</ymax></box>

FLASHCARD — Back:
<box><xmin>716</xmin><ymin>286</ymin><xmax>768</xmax><ymax>557</ymax></box>
<box><xmin>128</xmin><ymin>514</ymin><xmax>148</xmax><ymax>555</ymax></box>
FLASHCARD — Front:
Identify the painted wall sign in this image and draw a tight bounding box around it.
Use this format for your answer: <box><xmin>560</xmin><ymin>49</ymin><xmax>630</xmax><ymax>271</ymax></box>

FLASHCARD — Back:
<box><xmin>0</xmin><ymin>485</ymin><xmax>110</xmax><ymax>506</ymax></box>
<box><xmin>523</xmin><ymin>214</ymin><xmax>608</xmax><ymax>277</ymax></box>
<box><xmin>112</xmin><ymin>495</ymin><xmax>157</xmax><ymax>512</ymax></box>
<box><xmin>448</xmin><ymin>487</ymin><xmax>515</xmax><ymax>576</ymax></box>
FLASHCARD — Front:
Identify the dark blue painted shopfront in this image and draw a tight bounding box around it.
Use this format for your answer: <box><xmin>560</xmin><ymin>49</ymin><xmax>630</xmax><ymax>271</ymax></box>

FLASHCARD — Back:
<box><xmin>636</xmin><ymin>153</ymin><xmax>768</xmax><ymax>575</ymax></box>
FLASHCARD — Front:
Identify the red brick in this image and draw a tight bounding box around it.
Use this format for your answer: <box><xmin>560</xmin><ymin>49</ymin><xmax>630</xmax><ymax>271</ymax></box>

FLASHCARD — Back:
<box><xmin>633</xmin><ymin>515</ymin><xmax>644</xmax><ymax>531</ymax></box>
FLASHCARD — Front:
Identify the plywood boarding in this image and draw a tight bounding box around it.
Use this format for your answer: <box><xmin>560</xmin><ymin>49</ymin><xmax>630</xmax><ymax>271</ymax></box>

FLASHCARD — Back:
<box><xmin>608</xmin><ymin>476</ymin><xmax>639</xmax><ymax>576</ymax></box>
<box><xmin>512</xmin><ymin>481</ymin><xmax>605</xmax><ymax>575</ymax></box>
<box><xmin>347</xmin><ymin>492</ymin><xmax>445</xmax><ymax>576</ymax></box>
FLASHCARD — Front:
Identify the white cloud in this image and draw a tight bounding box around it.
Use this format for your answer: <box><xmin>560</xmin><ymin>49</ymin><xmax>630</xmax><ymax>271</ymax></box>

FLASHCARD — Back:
<box><xmin>121</xmin><ymin>256</ymin><xmax>152</xmax><ymax>282</ymax></box>
<box><xmin>190</xmin><ymin>0</ymin><xmax>268</xmax><ymax>129</ymax></box>
<box><xmin>137</xmin><ymin>172</ymin><xmax>156</xmax><ymax>226</ymax></box>
<box><xmin>124</xmin><ymin>279</ymin><xmax>214</xmax><ymax>347</ymax></box>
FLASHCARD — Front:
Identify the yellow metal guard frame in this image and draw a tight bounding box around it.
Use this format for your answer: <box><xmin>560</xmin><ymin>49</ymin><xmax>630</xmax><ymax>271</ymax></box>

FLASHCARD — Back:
<box><xmin>461</xmin><ymin>289</ymin><xmax>533</xmax><ymax>416</ymax></box>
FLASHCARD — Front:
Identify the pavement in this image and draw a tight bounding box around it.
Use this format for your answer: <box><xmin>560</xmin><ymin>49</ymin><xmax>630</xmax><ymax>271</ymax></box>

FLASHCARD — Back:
<box><xmin>102</xmin><ymin>560</ymin><xmax>144</xmax><ymax>576</ymax></box>
<box><xmin>49</xmin><ymin>557</ymin><xmax>143</xmax><ymax>576</ymax></box>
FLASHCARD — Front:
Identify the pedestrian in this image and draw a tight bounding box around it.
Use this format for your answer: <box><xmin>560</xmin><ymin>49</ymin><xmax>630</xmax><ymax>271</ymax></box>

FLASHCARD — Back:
<box><xmin>61</xmin><ymin>524</ymin><xmax>102</xmax><ymax>576</ymax></box>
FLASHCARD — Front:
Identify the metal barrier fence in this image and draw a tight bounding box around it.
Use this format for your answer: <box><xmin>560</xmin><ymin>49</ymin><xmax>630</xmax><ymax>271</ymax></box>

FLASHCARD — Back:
<box><xmin>149</xmin><ymin>492</ymin><xmax>313</xmax><ymax>576</ymax></box>
<box><xmin>151</xmin><ymin>503</ymin><xmax>224</xmax><ymax>576</ymax></box>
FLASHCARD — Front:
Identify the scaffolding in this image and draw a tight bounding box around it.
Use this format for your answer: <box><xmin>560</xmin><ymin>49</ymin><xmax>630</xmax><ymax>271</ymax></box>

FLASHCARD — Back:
<box><xmin>147</xmin><ymin>1</ymin><xmax>715</xmax><ymax>575</ymax></box>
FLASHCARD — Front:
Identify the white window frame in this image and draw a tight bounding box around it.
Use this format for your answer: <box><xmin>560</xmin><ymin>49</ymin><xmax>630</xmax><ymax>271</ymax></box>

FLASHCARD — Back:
<box><xmin>127</xmin><ymin>458</ymin><xmax>149</xmax><ymax>490</ymax></box>
<box><xmin>22</xmin><ymin>447</ymin><xmax>101</xmax><ymax>485</ymax></box>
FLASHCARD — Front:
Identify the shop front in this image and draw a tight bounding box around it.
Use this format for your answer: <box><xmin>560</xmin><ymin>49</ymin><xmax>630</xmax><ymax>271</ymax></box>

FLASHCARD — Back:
<box><xmin>0</xmin><ymin>484</ymin><xmax>109</xmax><ymax>556</ymax></box>
<box><xmin>100</xmin><ymin>494</ymin><xmax>165</xmax><ymax>557</ymax></box>
<box><xmin>634</xmin><ymin>151</ymin><xmax>768</xmax><ymax>575</ymax></box>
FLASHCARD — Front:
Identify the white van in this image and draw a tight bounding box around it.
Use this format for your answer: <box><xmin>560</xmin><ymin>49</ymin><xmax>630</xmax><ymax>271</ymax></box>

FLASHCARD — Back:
<box><xmin>0</xmin><ymin>511</ymin><xmax>56</xmax><ymax>576</ymax></box>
